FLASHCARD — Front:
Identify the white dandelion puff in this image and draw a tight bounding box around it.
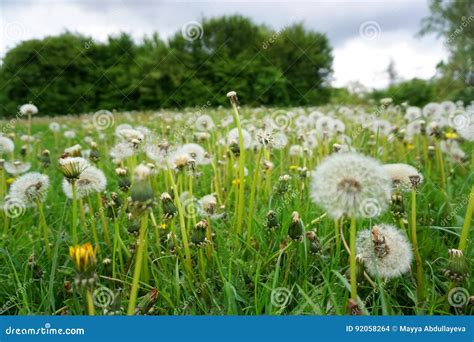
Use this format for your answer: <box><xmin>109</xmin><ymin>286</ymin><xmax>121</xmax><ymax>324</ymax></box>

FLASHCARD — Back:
<box><xmin>8</xmin><ymin>172</ymin><xmax>49</xmax><ymax>207</ymax></box>
<box><xmin>383</xmin><ymin>163</ymin><xmax>423</xmax><ymax>191</ymax></box>
<box><xmin>19</xmin><ymin>103</ymin><xmax>38</xmax><ymax>116</ymax></box>
<box><xmin>109</xmin><ymin>142</ymin><xmax>135</xmax><ymax>161</ymax></box>
<box><xmin>49</xmin><ymin>122</ymin><xmax>61</xmax><ymax>133</ymax></box>
<box><xmin>356</xmin><ymin>224</ymin><xmax>413</xmax><ymax>279</ymax></box>
<box><xmin>62</xmin><ymin>166</ymin><xmax>106</xmax><ymax>199</ymax></box>
<box><xmin>195</xmin><ymin>115</ymin><xmax>215</xmax><ymax>131</ymax></box>
<box><xmin>310</xmin><ymin>152</ymin><xmax>391</xmax><ymax>219</ymax></box>
<box><xmin>0</xmin><ymin>136</ymin><xmax>14</xmax><ymax>154</ymax></box>
<box><xmin>4</xmin><ymin>160</ymin><xmax>31</xmax><ymax>175</ymax></box>
<box><xmin>227</xmin><ymin>128</ymin><xmax>252</xmax><ymax>149</ymax></box>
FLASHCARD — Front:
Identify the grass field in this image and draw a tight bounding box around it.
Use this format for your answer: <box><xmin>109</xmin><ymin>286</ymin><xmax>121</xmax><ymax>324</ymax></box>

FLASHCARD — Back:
<box><xmin>0</xmin><ymin>98</ymin><xmax>472</xmax><ymax>316</ymax></box>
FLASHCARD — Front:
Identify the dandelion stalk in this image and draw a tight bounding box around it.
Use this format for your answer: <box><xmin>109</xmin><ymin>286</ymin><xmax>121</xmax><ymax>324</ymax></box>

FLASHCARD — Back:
<box><xmin>246</xmin><ymin>146</ymin><xmax>263</xmax><ymax>243</ymax></box>
<box><xmin>228</xmin><ymin>91</ymin><xmax>246</xmax><ymax>235</ymax></box>
<box><xmin>87</xmin><ymin>197</ymin><xmax>100</xmax><ymax>250</ymax></box>
<box><xmin>86</xmin><ymin>289</ymin><xmax>95</xmax><ymax>315</ymax></box>
<box><xmin>27</xmin><ymin>112</ymin><xmax>32</xmax><ymax>136</ymax></box>
<box><xmin>127</xmin><ymin>213</ymin><xmax>149</xmax><ymax>315</ymax></box>
<box><xmin>96</xmin><ymin>192</ymin><xmax>111</xmax><ymax>246</ymax></box>
<box><xmin>458</xmin><ymin>185</ymin><xmax>473</xmax><ymax>252</ymax></box>
<box><xmin>349</xmin><ymin>217</ymin><xmax>358</xmax><ymax>300</ymax></box>
<box><xmin>410</xmin><ymin>188</ymin><xmax>425</xmax><ymax>303</ymax></box>
<box><xmin>36</xmin><ymin>199</ymin><xmax>50</xmax><ymax>256</ymax></box>
<box><xmin>166</xmin><ymin>163</ymin><xmax>192</xmax><ymax>271</ymax></box>
<box><xmin>71</xmin><ymin>182</ymin><xmax>78</xmax><ymax>244</ymax></box>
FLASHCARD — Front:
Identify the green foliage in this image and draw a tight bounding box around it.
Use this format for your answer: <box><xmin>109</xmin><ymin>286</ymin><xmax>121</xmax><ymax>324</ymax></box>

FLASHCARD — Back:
<box><xmin>372</xmin><ymin>79</ymin><xmax>437</xmax><ymax>106</ymax></box>
<box><xmin>420</xmin><ymin>0</ymin><xmax>473</xmax><ymax>102</ymax></box>
<box><xmin>0</xmin><ymin>16</ymin><xmax>333</xmax><ymax>117</ymax></box>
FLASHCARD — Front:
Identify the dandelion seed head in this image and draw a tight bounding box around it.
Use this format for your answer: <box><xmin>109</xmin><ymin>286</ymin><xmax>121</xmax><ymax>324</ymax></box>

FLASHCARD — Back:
<box><xmin>62</xmin><ymin>166</ymin><xmax>106</xmax><ymax>199</ymax></box>
<box><xmin>5</xmin><ymin>160</ymin><xmax>31</xmax><ymax>175</ymax></box>
<box><xmin>179</xmin><ymin>143</ymin><xmax>208</xmax><ymax>165</ymax></box>
<box><xmin>440</xmin><ymin>140</ymin><xmax>466</xmax><ymax>162</ymax></box>
<box><xmin>289</xmin><ymin>144</ymin><xmax>304</xmax><ymax>157</ymax></box>
<box><xmin>49</xmin><ymin>122</ymin><xmax>61</xmax><ymax>132</ymax></box>
<box><xmin>356</xmin><ymin>224</ymin><xmax>412</xmax><ymax>279</ymax></box>
<box><xmin>20</xmin><ymin>103</ymin><xmax>38</xmax><ymax>116</ymax></box>
<box><xmin>109</xmin><ymin>142</ymin><xmax>135</xmax><ymax>161</ymax></box>
<box><xmin>9</xmin><ymin>172</ymin><xmax>49</xmax><ymax>207</ymax></box>
<box><xmin>200</xmin><ymin>194</ymin><xmax>217</xmax><ymax>215</ymax></box>
<box><xmin>383</xmin><ymin>163</ymin><xmax>423</xmax><ymax>191</ymax></box>
<box><xmin>64</xmin><ymin>130</ymin><xmax>76</xmax><ymax>139</ymax></box>
<box><xmin>310</xmin><ymin>152</ymin><xmax>391</xmax><ymax>219</ymax></box>
<box><xmin>0</xmin><ymin>136</ymin><xmax>14</xmax><ymax>154</ymax></box>
<box><xmin>64</xmin><ymin>144</ymin><xmax>82</xmax><ymax>157</ymax></box>
<box><xmin>195</xmin><ymin>115</ymin><xmax>215</xmax><ymax>131</ymax></box>
<box><xmin>117</xmin><ymin>128</ymin><xmax>144</xmax><ymax>143</ymax></box>
<box><xmin>133</xmin><ymin>164</ymin><xmax>151</xmax><ymax>181</ymax></box>
<box><xmin>227</xmin><ymin>128</ymin><xmax>252</xmax><ymax>149</ymax></box>
<box><xmin>58</xmin><ymin>156</ymin><xmax>90</xmax><ymax>181</ymax></box>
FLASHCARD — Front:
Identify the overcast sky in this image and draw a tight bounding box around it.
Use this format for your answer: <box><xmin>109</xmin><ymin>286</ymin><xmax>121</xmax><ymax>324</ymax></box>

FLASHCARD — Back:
<box><xmin>0</xmin><ymin>0</ymin><xmax>448</xmax><ymax>89</ymax></box>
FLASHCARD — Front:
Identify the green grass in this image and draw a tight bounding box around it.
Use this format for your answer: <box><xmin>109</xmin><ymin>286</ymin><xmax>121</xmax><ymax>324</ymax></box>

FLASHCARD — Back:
<box><xmin>0</xmin><ymin>105</ymin><xmax>472</xmax><ymax>316</ymax></box>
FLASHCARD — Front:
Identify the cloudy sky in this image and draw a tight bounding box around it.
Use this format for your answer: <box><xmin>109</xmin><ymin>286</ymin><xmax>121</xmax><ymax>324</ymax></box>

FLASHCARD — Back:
<box><xmin>0</xmin><ymin>0</ymin><xmax>448</xmax><ymax>89</ymax></box>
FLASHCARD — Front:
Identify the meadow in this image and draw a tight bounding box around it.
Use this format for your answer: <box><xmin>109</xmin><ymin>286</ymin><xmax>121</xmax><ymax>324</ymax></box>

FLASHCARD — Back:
<box><xmin>0</xmin><ymin>95</ymin><xmax>472</xmax><ymax>316</ymax></box>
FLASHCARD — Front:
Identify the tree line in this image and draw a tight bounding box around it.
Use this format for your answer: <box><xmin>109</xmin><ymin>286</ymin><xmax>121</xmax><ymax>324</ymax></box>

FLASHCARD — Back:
<box><xmin>0</xmin><ymin>16</ymin><xmax>333</xmax><ymax>116</ymax></box>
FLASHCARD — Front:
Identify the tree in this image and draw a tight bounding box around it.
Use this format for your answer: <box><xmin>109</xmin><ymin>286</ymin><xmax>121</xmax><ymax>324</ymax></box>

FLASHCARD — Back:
<box><xmin>420</xmin><ymin>0</ymin><xmax>474</xmax><ymax>102</ymax></box>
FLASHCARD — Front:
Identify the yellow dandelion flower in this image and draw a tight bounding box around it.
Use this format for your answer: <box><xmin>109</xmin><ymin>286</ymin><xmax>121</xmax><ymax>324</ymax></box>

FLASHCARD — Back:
<box><xmin>69</xmin><ymin>243</ymin><xmax>96</xmax><ymax>273</ymax></box>
<box><xmin>445</xmin><ymin>132</ymin><xmax>459</xmax><ymax>139</ymax></box>
<box><xmin>160</xmin><ymin>223</ymin><xmax>167</xmax><ymax>230</ymax></box>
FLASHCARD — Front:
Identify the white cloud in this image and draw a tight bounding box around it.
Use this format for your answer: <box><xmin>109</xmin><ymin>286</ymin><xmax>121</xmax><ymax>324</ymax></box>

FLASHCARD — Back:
<box><xmin>333</xmin><ymin>31</ymin><xmax>448</xmax><ymax>89</ymax></box>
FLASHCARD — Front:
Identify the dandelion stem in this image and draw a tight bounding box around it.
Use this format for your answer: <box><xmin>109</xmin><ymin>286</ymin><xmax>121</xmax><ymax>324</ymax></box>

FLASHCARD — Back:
<box><xmin>86</xmin><ymin>289</ymin><xmax>95</xmax><ymax>315</ymax></box>
<box><xmin>246</xmin><ymin>146</ymin><xmax>263</xmax><ymax>243</ymax></box>
<box><xmin>71</xmin><ymin>182</ymin><xmax>78</xmax><ymax>244</ymax></box>
<box><xmin>87</xmin><ymin>196</ymin><xmax>100</xmax><ymax>251</ymax></box>
<box><xmin>410</xmin><ymin>188</ymin><xmax>425</xmax><ymax>303</ymax></box>
<box><xmin>230</xmin><ymin>99</ymin><xmax>246</xmax><ymax>235</ymax></box>
<box><xmin>458</xmin><ymin>185</ymin><xmax>473</xmax><ymax>252</ymax></box>
<box><xmin>36</xmin><ymin>200</ymin><xmax>50</xmax><ymax>256</ymax></box>
<box><xmin>166</xmin><ymin>163</ymin><xmax>192</xmax><ymax>271</ymax></box>
<box><xmin>96</xmin><ymin>192</ymin><xmax>110</xmax><ymax>246</ymax></box>
<box><xmin>127</xmin><ymin>213</ymin><xmax>149</xmax><ymax>315</ymax></box>
<box><xmin>349</xmin><ymin>217</ymin><xmax>357</xmax><ymax>300</ymax></box>
<box><xmin>27</xmin><ymin>112</ymin><xmax>32</xmax><ymax>136</ymax></box>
